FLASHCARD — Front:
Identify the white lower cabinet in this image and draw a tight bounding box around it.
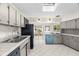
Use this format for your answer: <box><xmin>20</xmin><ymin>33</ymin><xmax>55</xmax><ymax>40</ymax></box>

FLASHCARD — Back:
<box><xmin>63</xmin><ymin>35</ymin><xmax>79</xmax><ymax>51</ymax></box>
<box><xmin>54</xmin><ymin>34</ymin><xmax>62</xmax><ymax>44</ymax></box>
<box><xmin>20</xmin><ymin>45</ymin><xmax>27</xmax><ymax>56</ymax></box>
<box><xmin>73</xmin><ymin>37</ymin><xmax>79</xmax><ymax>50</ymax></box>
<box><xmin>63</xmin><ymin>35</ymin><xmax>69</xmax><ymax>46</ymax></box>
<box><xmin>68</xmin><ymin>36</ymin><xmax>75</xmax><ymax>48</ymax></box>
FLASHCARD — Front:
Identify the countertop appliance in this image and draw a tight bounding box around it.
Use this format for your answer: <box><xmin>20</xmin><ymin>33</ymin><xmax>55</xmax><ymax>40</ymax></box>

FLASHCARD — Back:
<box><xmin>21</xmin><ymin>24</ymin><xmax>34</xmax><ymax>49</ymax></box>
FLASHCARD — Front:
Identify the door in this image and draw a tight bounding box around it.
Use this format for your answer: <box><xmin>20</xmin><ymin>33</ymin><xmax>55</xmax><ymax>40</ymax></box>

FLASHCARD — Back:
<box><xmin>9</xmin><ymin>5</ymin><xmax>16</xmax><ymax>26</ymax></box>
<box><xmin>0</xmin><ymin>3</ymin><xmax>9</xmax><ymax>24</ymax></box>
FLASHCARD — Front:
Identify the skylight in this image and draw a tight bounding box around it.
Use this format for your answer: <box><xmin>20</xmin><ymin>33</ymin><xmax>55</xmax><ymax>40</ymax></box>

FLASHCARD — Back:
<box><xmin>43</xmin><ymin>3</ymin><xmax>58</xmax><ymax>12</ymax></box>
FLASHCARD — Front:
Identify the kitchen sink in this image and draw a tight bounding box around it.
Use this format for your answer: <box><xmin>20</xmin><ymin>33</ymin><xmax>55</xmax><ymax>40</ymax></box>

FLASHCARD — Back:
<box><xmin>2</xmin><ymin>36</ymin><xmax>27</xmax><ymax>43</ymax></box>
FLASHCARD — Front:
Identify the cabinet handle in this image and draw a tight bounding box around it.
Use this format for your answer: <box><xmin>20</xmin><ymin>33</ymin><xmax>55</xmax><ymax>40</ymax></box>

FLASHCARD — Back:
<box><xmin>16</xmin><ymin>52</ymin><xmax>18</xmax><ymax>54</ymax></box>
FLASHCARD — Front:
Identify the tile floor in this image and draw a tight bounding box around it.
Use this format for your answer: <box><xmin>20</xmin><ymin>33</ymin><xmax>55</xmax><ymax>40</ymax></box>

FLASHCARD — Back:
<box><xmin>29</xmin><ymin>36</ymin><xmax>79</xmax><ymax>56</ymax></box>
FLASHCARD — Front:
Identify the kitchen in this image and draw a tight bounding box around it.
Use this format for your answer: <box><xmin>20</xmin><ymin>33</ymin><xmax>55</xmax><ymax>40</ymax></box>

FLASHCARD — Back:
<box><xmin>0</xmin><ymin>3</ymin><xmax>79</xmax><ymax>56</ymax></box>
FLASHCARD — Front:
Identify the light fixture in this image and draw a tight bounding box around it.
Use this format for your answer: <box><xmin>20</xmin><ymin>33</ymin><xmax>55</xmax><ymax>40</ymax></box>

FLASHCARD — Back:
<box><xmin>38</xmin><ymin>18</ymin><xmax>40</xmax><ymax>22</ymax></box>
<box><xmin>56</xmin><ymin>15</ymin><xmax>60</xmax><ymax>17</ymax></box>
<box><xmin>49</xmin><ymin>18</ymin><xmax>51</xmax><ymax>21</ymax></box>
<box><xmin>43</xmin><ymin>3</ymin><xmax>58</xmax><ymax>12</ymax></box>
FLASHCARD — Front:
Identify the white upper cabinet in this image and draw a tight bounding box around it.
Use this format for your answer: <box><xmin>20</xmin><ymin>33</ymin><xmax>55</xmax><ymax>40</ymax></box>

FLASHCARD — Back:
<box><xmin>20</xmin><ymin>15</ymin><xmax>25</xmax><ymax>27</ymax></box>
<box><xmin>0</xmin><ymin>3</ymin><xmax>9</xmax><ymax>24</ymax></box>
<box><xmin>70</xmin><ymin>20</ymin><xmax>76</xmax><ymax>29</ymax></box>
<box><xmin>0</xmin><ymin>3</ymin><xmax>25</xmax><ymax>27</ymax></box>
<box><xmin>16</xmin><ymin>10</ymin><xmax>21</xmax><ymax>26</ymax></box>
<box><xmin>61</xmin><ymin>21</ymin><xmax>66</xmax><ymax>29</ymax></box>
<box><xmin>66</xmin><ymin>21</ymin><xmax>71</xmax><ymax>29</ymax></box>
<box><xmin>76</xmin><ymin>18</ymin><xmax>79</xmax><ymax>29</ymax></box>
<box><xmin>9</xmin><ymin>5</ymin><xmax>16</xmax><ymax>26</ymax></box>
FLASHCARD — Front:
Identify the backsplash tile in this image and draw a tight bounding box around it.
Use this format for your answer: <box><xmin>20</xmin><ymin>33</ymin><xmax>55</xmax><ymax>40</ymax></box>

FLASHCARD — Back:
<box><xmin>0</xmin><ymin>25</ymin><xmax>20</xmax><ymax>42</ymax></box>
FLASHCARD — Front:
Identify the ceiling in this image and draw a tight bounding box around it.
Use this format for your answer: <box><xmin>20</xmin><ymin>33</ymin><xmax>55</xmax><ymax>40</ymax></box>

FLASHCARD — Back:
<box><xmin>13</xmin><ymin>3</ymin><xmax>79</xmax><ymax>21</ymax></box>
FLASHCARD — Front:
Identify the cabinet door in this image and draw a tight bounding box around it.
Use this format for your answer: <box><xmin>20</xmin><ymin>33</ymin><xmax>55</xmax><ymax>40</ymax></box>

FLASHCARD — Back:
<box><xmin>70</xmin><ymin>20</ymin><xmax>76</xmax><ymax>29</ymax></box>
<box><xmin>16</xmin><ymin>11</ymin><xmax>21</xmax><ymax>26</ymax></box>
<box><xmin>27</xmin><ymin>43</ymin><xmax>30</xmax><ymax>55</ymax></box>
<box><xmin>68</xmin><ymin>36</ymin><xmax>73</xmax><ymax>47</ymax></box>
<box><xmin>68</xmin><ymin>36</ymin><xmax>79</xmax><ymax>50</ymax></box>
<box><xmin>20</xmin><ymin>15</ymin><xmax>25</xmax><ymax>27</ymax></box>
<box><xmin>56</xmin><ymin>34</ymin><xmax>62</xmax><ymax>44</ymax></box>
<box><xmin>61</xmin><ymin>22</ymin><xmax>66</xmax><ymax>29</ymax></box>
<box><xmin>0</xmin><ymin>3</ymin><xmax>9</xmax><ymax>24</ymax></box>
<box><xmin>66</xmin><ymin>21</ymin><xmax>71</xmax><ymax>29</ymax></box>
<box><xmin>73</xmin><ymin>37</ymin><xmax>79</xmax><ymax>50</ymax></box>
<box><xmin>62</xmin><ymin>35</ymin><xmax>69</xmax><ymax>46</ymax></box>
<box><xmin>20</xmin><ymin>45</ymin><xmax>26</xmax><ymax>56</ymax></box>
<box><xmin>76</xmin><ymin>18</ymin><xmax>79</xmax><ymax>29</ymax></box>
<box><xmin>45</xmin><ymin>34</ymin><xmax>54</xmax><ymax>44</ymax></box>
<box><xmin>9</xmin><ymin>5</ymin><xmax>16</xmax><ymax>26</ymax></box>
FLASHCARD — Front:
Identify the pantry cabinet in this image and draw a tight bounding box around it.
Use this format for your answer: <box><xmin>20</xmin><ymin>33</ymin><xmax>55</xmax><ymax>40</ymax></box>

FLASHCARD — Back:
<box><xmin>9</xmin><ymin>5</ymin><xmax>17</xmax><ymax>26</ymax></box>
<box><xmin>0</xmin><ymin>3</ymin><xmax>9</xmax><ymax>24</ymax></box>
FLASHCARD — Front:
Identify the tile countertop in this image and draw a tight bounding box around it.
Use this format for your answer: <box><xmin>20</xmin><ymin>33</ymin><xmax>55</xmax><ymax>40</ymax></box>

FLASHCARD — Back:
<box><xmin>61</xmin><ymin>33</ymin><xmax>79</xmax><ymax>37</ymax></box>
<box><xmin>0</xmin><ymin>35</ymin><xmax>30</xmax><ymax>56</ymax></box>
